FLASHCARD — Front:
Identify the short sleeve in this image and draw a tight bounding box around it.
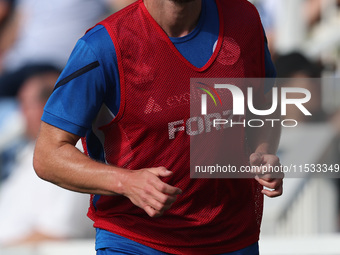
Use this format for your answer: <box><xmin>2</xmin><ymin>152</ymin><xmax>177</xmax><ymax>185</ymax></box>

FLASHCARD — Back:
<box><xmin>42</xmin><ymin>25</ymin><xmax>119</xmax><ymax>137</ymax></box>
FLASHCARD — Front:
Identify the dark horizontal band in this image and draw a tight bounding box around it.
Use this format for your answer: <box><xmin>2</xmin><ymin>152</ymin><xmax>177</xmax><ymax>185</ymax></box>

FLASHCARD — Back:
<box><xmin>54</xmin><ymin>61</ymin><xmax>100</xmax><ymax>91</ymax></box>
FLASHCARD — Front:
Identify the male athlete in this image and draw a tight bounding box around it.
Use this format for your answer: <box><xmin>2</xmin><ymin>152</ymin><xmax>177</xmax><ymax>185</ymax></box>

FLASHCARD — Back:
<box><xmin>34</xmin><ymin>0</ymin><xmax>283</xmax><ymax>254</ymax></box>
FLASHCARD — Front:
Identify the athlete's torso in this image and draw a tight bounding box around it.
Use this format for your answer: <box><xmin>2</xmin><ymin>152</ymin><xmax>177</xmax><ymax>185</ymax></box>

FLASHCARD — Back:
<box><xmin>86</xmin><ymin>0</ymin><xmax>265</xmax><ymax>254</ymax></box>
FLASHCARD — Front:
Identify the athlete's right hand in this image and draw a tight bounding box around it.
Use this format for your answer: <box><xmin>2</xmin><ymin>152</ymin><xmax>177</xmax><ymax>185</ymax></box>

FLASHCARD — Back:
<box><xmin>121</xmin><ymin>167</ymin><xmax>182</xmax><ymax>217</ymax></box>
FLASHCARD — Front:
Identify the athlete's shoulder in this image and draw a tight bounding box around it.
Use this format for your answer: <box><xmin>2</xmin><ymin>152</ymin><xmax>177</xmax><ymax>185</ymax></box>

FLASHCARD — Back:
<box><xmin>78</xmin><ymin>24</ymin><xmax>117</xmax><ymax>68</ymax></box>
<box><xmin>239</xmin><ymin>0</ymin><xmax>261</xmax><ymax>17</ymax></box>
<box><xmin>218</xmin><ymin>0</ymin><xmax>260</xmax><ymax>16</ymax></box>
<box><xmin>82</xmin><ymin>25</ymin><xmax>112</xmax><ymax>48</ymax></box>
<box><xmin>225</xmin><ymin>0</ymin><xmax>258</xmax><ymax>8</ymax></box>
<box><xmin>218</xmin><ymin>0</ymin><xmax>263</xmax><ymax>34</ymax></box>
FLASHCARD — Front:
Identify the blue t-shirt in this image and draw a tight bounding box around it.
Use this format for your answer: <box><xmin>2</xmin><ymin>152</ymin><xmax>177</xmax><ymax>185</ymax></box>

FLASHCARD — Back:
<box><xmin>43</xmin><ymin>0</ymin><xmax>276</xmax><ymax>139</ymax></box>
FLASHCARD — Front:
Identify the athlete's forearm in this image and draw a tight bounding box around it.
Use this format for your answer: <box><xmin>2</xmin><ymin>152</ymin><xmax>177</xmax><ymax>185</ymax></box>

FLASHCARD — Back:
<box><xmin>33</xmin><ymin>122</ymin><xmax>127</xmax><ymax>196</ymax></box>
<box><xmin>247</xmin><ymin>117</ymin><xmax>281</xmax><ymax>155</ymax></box>
<box><xmin>247</xmin><ymin>92</ymin><xmax>283</xmax><ymax>198</ymax></box>
<box><xmin>246</xmin><ymin>93</ymin><xmax>281</xmax><ymax>155</ymax></box>
<box><xmin>34</xmin><ymin>122</ymin><xmax>181</xmax><ymax>217</ymax></box>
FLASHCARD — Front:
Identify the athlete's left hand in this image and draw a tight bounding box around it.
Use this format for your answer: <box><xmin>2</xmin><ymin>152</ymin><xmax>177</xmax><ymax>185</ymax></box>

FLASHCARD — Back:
<box><xmin>250</xmin><ymin>152</ymin><xmax>284</xmax><ymax>198</ymax></box>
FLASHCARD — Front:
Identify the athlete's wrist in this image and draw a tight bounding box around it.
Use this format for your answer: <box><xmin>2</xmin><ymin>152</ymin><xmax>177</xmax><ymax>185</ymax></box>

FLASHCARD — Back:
<box><xmin>253</xmin><ymin>142</ymin><xmax>278</xmax><ymax>156</ymax></box>
<box><xmin>104</xmin><ymin>166</ymin><xmax>133</xmax><ymax>196</ymax></box>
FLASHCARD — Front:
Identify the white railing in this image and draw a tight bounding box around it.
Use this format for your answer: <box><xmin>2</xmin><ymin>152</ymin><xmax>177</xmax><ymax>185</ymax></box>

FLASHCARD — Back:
<box><xmin>260</xmin><ymin>234</ymin><xmax>340</xmax><ymax>255</ymax></box>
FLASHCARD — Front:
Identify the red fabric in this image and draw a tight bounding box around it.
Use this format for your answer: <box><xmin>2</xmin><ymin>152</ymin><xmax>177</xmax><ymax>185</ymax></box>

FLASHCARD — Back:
<box><xmin>87</xmin><ymin>0</ymin><xmax>265</xmax><ymax>254</ymax></box>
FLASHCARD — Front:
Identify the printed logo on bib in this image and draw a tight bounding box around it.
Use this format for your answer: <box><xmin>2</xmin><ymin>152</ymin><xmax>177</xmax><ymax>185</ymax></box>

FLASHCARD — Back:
<box><xmin>144</xmin><ymin>97</ymin><xmax>162</xmax><ymax>114</ymax></box>
<box><xmin>216</xmin><ymin>37</ymin><xmax>240</xmax><ymax>66</ymax></box>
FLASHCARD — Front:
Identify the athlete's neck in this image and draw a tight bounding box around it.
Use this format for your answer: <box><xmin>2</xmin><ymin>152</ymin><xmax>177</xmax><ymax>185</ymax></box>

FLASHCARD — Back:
<box><xmin>143</xmin><ymin>0</ymin><xmax>202</xmax><ymax>38</ymax></box>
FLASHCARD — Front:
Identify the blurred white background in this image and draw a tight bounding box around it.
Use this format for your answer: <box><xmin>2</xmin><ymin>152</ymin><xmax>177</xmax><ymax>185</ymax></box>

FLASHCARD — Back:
<box><xmin>0</xmin><ymin>0</ymin><xmax>340</xmax><ymax>254</ymax></box>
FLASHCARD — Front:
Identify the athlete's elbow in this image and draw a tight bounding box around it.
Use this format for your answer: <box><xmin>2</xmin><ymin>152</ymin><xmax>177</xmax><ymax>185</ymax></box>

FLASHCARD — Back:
<box><xmin>33</xmin><ymin>144</ymin><xmax>51</xmax><ymax>182</ymax></box>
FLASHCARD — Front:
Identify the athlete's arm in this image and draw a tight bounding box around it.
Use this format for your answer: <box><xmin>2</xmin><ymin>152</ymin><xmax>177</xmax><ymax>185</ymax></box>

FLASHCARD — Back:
<box><xmin>34</xmin><ymin>122</ymin><xmax>181</xmax><ymax>217</ymax></box>
<box><xmin>34</xmin><ymin>26</ymin><xmax>181</xmax><ymax>218</ymax></box>
<box><xmin>246</xmin><ymin>28</ymin><xmax>283</xmax><ymax>198</ymax></box>
<box><xmin>247</xmin><ymin>87</ymin><xmax>283</xmax><ymax>198</ymax></box>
